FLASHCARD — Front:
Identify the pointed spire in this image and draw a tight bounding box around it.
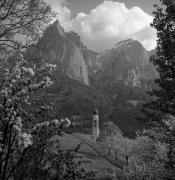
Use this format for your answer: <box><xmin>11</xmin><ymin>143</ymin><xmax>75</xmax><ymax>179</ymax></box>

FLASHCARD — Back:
<box><xmin>93</xmin><ymin>96</ymin><xmax>99</xmax><ymax>115</ymax></box>
<box><xmin>93</xmin><ymin>108</ymin><xmax>99</xmax><ymax>115</ymax></box>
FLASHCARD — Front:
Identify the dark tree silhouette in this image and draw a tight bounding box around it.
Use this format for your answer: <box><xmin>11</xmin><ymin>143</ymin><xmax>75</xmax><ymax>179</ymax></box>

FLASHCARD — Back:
<box><xmin>143</xmin><ymin>0</ymin><xmax>175</xmax><ymax>179</ymax></box>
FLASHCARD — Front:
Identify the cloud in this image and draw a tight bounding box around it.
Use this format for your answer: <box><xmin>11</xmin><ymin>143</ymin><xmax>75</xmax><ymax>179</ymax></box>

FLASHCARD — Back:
<box><xmin>132</xmin><ymin>26</ymin><xmax>157</xmax><ymax>50</ymax></box>
<box><xmin>45</xmin><ymin>0</ymin><xmax>157</xmax><ymax>51</ymax></box>
<box><xmin>45</xmin><ymin>0</ymin><xmax>72</xmax><ymax>29</ymax></box>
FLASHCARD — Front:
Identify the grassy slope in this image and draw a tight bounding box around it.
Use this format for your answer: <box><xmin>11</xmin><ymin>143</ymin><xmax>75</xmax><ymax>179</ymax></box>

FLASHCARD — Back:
<box><xmin>54</xmin><ymin>133</ymin><xmax>118</xmax><ymax>178</ymax></box>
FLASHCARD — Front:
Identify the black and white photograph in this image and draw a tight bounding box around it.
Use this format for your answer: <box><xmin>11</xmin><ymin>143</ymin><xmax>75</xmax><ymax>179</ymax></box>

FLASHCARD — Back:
<box><xmin>0</xmin><ymin>0</ymin><xmax>175</xmax><ymax>179</ymax></box>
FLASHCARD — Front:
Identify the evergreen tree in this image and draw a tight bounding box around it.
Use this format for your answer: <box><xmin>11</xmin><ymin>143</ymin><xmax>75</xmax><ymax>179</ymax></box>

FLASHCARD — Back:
<box><xmin>143</xmin><ymin>0</ymin><xmax>175</xmax><ymax>179</ymax></box>
<box><xmin>145</xmin><ymin>0</ymin><xmax>175</xmax><ymax>117</ymax></box>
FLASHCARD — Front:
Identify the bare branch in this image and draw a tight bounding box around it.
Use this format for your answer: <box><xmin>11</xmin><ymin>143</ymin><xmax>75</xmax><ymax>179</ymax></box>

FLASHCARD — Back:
<box><xmin>0</xmin><ymin>0</ymin><xmax>6</xmax><ymax>9</ymax></box>
<box><xmin>0</xmin><ymin>0</ymin><xmax>15</xmax><ymax>21</ymax></box>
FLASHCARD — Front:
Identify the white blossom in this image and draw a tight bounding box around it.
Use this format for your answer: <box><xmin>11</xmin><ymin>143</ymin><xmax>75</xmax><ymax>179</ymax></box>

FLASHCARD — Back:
<box><xmin>28</xmin><ymin>68</ymin><xmax>35</xmax><ymax>76</ymax></box>
<box><xmin>15</xmin><ymin>117</ymin><xmax>22</xmax><ymax>128</ymax></box>
<box><xmin>16</xmin><ymin>75</ymin><xmax>21</xmax><ymax>79</ymax></box>
<box><xmin>51</xmin><ymin>119</ymin><xmax>60</xmax><ymax>126</ymax></box>
<box><xmin>5</xmin><ymin>68</ymin><xmax>9</xmax><ymax>72</ymax></box>
<box><xmin>1</xmin><ymin>89</ymin><xmax>8</xmax><ymax>97</ymax></box>
<box><xmin>43</xmin><ymin>76</ymin><xmax>53</xmax><ymax>87</ymax></box>
<box><xmin>22</xmin><ymin>67</ymin><xmax>28</xmax><ymax>72</ymax></box>
<box><xmin>30</xmin><ymin>84</ymin><xmax>40</xmax><ymax>90</ymax></box>
<box><xmin>11</xmin><ymin>79</ymin><xmax>16</xmax><ymax>83</ymax></box>
<box><xmin>43</xmin><ymin>121</ymin><xmax>50</xmax><ymax>126</ymax></box>
<box><xmin>64</xmin><ymin>118</ymin><xmax>71</xmax><ymax>127</ymax></box>
<box><xmin>20</xmin><ymin>132</ymin><xmax>33</xmax><ymax>148</ymax></box>
<box><xmin>13</xmin><ymin>125</ymin><xmax>21</xmax><ymax>133</ymax></box>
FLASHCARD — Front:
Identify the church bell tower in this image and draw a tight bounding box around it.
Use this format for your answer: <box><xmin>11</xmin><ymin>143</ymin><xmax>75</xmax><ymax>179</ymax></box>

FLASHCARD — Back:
<box><xmin>92</xmin><ymin>108</ymin><xmax>99</xmax><ymax>140</ymax></box>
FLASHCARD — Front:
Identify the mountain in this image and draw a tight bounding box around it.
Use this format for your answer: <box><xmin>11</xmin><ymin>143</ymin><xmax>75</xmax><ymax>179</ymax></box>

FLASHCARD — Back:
<box><xmin>24</xmin><ymin>20</ymin><xmax>110</xmax><ymax>126</ymax></box>
<box><xmin>92</xmin><ymin>39</ymin><xmax>157</xmax><ymax>136</ymax></box>
<box><xmin>27</xmin><ymin>21</ymin><xmax>156</xmax><ymax>90</ymax></box>
<box><xmin>95</xmin><ymin>39</ymin><xmax>157</xmax><ymax>88</ymax></box>
<box><xmin>26</xmin><ymin>20</ymin><xmax>96</xmax><ymax>85</ymax></box>
<box><xmin>24</xmin><ymin>21</ymin><xmax>157</xmax><ymax>137</ymax></box>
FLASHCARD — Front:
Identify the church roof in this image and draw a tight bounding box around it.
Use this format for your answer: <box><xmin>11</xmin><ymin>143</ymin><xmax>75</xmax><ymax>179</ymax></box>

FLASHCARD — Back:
<box><xmin>93</xmin><ymin>108</ymin><xmax>99</xmax><ymax>115</ymax></box>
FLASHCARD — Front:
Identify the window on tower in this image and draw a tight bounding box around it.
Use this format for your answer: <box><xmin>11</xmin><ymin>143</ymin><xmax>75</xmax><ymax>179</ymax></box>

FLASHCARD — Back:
<box><xmin>94</xmin><ymin>120</ymin><xmax>97</xmax><ymax>127</ymax></box>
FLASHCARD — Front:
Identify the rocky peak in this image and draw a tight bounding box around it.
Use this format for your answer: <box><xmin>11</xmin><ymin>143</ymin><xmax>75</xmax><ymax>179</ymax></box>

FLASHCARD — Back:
<box><xmin>66</xmin><ymin>31</ymin><xmax>83</xmax><ymax>48</ymax></box>
<box><xmin>29</xmin><ymin>20</ymin><xmax>92</xmax><ymax>85</ymax></box>
<box><xmin>114</xmin><ymin>39</ymin><xmax>135</xmax><ymax>47</ymax></box>
<box><xmin>114</xmin><ymin>39</ymin><xmax>145</xmax><ymax>54</ymax></box>
<box><xmin>53</xmin><ymin>20</ymin><xmax>65</xmax><ymax>37</ymax></box>
<box><xmin>114</xmin><ymin>39</ymin><xmax>150</xmax><ymax>66</ymax></box>
<box><xmin>95</xmin><ymin>39</ymin><xmax>156</xmax><ymax>88</ymax></box>
<box><xmin>29</xmin><ymin>20</ymin><xmax>157</xmax><ymax>88</ymax></box>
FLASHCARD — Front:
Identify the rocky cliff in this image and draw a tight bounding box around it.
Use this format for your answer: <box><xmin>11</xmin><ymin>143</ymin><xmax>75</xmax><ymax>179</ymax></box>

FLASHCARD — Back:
<box><xmin>27</xmin><ymin>21</ymin><xmax>156</xmax><ymax>89</ymax></box>
<box><xmin>91</xmin><ymin>39</ymin><xmax>157</xmax><ymax>137</ymax></box>
<box><xmin>28</xmin><ymin>20</ymin><xmax>94</xmax><ymax>85</ymax></box>
<box><xmin>95</xmin><ymin>39</ymin><xmax>157</xmax><ymax>88</ymax></box>
<box><xmin>25</xmin><ymin>21</ymin><xmax>158</xmax><ymax>137</ymax></box>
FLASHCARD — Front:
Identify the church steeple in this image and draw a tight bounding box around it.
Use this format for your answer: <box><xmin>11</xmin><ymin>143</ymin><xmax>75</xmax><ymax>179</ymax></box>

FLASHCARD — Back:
<box><xmin>93</xmin><ymin>108</ymin><xmax>99</xmax><ymax>115</ymax></box>
<box><xmin>92</xmin><ymin>108</ymin><xmax>99</xmax><ymax>140</ymax></box>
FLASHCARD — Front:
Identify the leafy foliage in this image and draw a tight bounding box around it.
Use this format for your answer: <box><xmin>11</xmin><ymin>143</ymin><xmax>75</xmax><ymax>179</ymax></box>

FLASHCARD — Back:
<box><xmin>0</xmin><ymin>59</ymin><xmax>95</xmax><ymax>180</ymax></box>
<box><xmin>139</xmin><ymin>0</ymin><xmax>175</xmax><ymax>179</ymax></box>
<box><xmin>0</xmin><ymin>1</ymin><xmax>96</xmax><ymax>179</ymax></box>
<box><xmin>98</xmin><ymin>121</ymin><xmax>135</xmax><ymax>167</ymax></box>
<box><xmin>0</xmin><ymin>0</ymin><xmax>55</xmax><ymax>59</ymax></box>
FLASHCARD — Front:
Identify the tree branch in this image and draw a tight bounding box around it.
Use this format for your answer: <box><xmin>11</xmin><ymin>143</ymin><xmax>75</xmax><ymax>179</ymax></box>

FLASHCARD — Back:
<box><xmin>1</xmin><ymin>125</ymin><xmax>13</xmax><ymax>180</ymax></box>
<box><xmin>0</xmin><ymin>0</ymin><xmax>15</xmax><ymax>21</ymax></box>
<box><xmin>0</xmin><ymin>0</ymin><xmax>6</xmax><ymax>9</ymax></box>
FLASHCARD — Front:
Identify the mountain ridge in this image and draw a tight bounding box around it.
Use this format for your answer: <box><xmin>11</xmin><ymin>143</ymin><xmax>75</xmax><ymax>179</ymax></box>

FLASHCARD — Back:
<box><xmin>25</xmin><ymin>20</ymin><xmax>157</xmax><ymax>137</ymax></box>
<box><xmin>95</xmin><ymin>38</ymin><xmax>157</xmax><ymax>88</ymax></box>
<box><xmin>28</xmin><ymin>20</ymin><xmax>156</xmax><ymax>88</ymax></box>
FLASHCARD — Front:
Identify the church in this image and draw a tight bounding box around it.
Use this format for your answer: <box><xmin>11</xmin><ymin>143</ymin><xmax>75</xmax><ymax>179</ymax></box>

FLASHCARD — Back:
<box><xmin>92</xmin><ymin>108</ymin><xmax>100</xmax><ymax>141</ymax></box>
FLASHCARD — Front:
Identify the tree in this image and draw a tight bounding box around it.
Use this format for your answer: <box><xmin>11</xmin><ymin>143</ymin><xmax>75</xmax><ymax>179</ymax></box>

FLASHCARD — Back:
<box><xmin>98</xmin><ymin>121</ymin><xmax>122</xmax><ymax>156</ymax></box>
<box><xmin>143</xmin><ymin>0</ymin><xmax>175</xmax><ymax>179</ymax></box>
<box><xmin>0</xmin><ymin>1</ymin><xmax>95</xmax><ymax>178</ymax></box>
<box><xmin>0</xmin><ymin>59</ymin><xmax>56</xmax><ymax>180</ymax></box>
<box><xmin>122</xmin><ymin>130</ymin><xmax>169</xmax><ymax>180</ymax></box>
<box><xmin>0</xmin><ymin>60</ymin><xmax>94</xmax><ymax>180</ymax></box>
<box><xmin>112</xmin><ymin>134</ymin><xmax>135</xmax><ymax>166</ymax></box>
<box><xmin>0</xmin><ymin>0</ymin><xmax>55</xmax><ymax>60</ymax></box>
<box><xmin>98</xmin><ymin>121</ymin><xmax>135</xmax><ymax>166</ymax></box>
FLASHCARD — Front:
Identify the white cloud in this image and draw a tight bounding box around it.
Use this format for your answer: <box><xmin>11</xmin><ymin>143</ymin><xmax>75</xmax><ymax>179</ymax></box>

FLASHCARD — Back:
<box><xmin>45</xmin><ymin>0</ymin><xmax>72</xmax><ymax>29</ymax></box>
<box><xmin>45</xmin><ymin>0</ymin><xmax>157</xmax><ymax>51</ymax></box>
<box><xmin>132</xmin><ymin>26</ymin><xmax>157</xmax><ymax>50</ymax></box>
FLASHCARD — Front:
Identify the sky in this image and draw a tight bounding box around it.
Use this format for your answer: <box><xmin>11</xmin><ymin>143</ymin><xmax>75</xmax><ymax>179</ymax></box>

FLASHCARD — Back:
<box><xmin>45</xmin><ymin>0</ymin><xmax>160</xmax><ymax>52</ymax></box>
